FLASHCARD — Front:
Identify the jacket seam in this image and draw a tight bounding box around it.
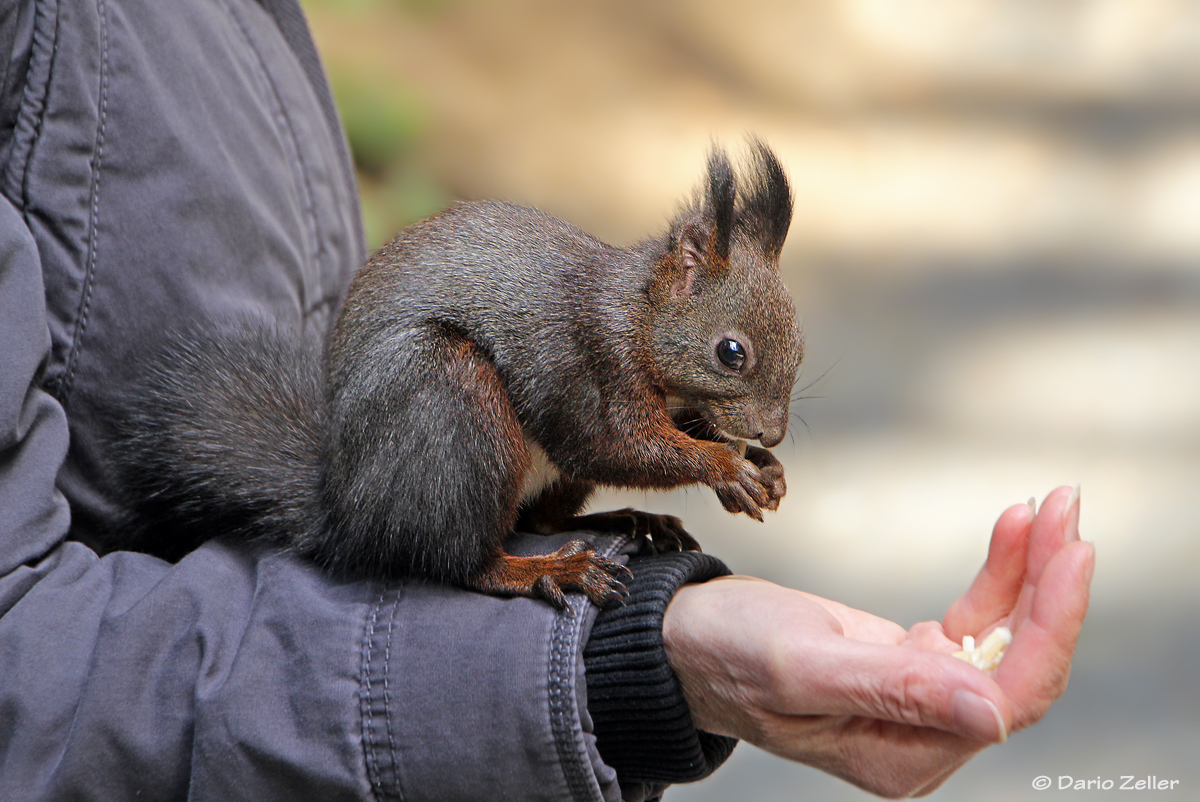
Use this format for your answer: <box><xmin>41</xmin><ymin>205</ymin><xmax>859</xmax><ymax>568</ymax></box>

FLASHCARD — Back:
<box><xmin>360</xmin><ymin>591</ymin><xmax>386</xmax><ymax>801</ymax></box>
<box><xmin>2</xmin><ymin>0</ymin><xmax>57</xmax><ymax>209</ymax></box>
<box><xmin>361</xmin><ymin>589</ymin><xmax>403</xmax><ymax>802</ymax></box>
<box><xmin>548</xmin><ymin>535</ymin><xmax>629</xmax><ymax>802</ymax></box>
<box><xmin>255</xmin><ymin>0</ymin><xmax>363</xmax><ymax>260</ymax></box>
<box><xmin>381</xmin><ymin>587</ymin><xmax>401</xmax><ymax>785</ymax></box>
<box><xmin>57</xmin><ymin>0</ymin><xmax>109</xmax><ymax>403</ymax></box>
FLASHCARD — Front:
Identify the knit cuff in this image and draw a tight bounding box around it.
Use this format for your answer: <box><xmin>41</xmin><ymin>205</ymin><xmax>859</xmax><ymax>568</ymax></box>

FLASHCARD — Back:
<box><xmin>583</xmin><ymin>550</ymin><xmax>738</xmax><ymax>786</ymax></box>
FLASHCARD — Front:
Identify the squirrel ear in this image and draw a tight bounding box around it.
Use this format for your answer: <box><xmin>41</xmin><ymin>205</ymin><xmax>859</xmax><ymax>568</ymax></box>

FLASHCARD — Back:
<box><xmin>703</xmin><ymin>147</ymin><xmax>736</xmax><ymax>265</ymax></box>
<box><xmin>665</xmin><ymin>142</ymin><xmax>791</xmax><ymax>294</ymax></box>
<box><xmin>739</xmin><ymin>139</ymin><xmax>793</xmax><ymax>260</ymax></box>
<box><xmin>668</xmin><ymin>217</ymin><xmax>705</xmax><ymax>298</ymax></box>
<box><xmin>668</xmin><ymin>148</ymin><xmax>737</xmax><ymax>298</ymax></box>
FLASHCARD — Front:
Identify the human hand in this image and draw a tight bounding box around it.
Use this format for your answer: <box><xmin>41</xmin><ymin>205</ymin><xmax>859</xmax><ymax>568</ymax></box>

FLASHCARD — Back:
<box><xmin>662</xmin><ymin>486</ymin><xmax>1093</xmax><ymax>798</ymax></box>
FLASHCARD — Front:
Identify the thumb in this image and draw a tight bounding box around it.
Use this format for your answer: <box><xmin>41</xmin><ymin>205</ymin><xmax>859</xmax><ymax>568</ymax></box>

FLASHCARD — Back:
<box><xmin>786</xmin><ymin>635</ymin><xmax>1012</xmax><ymax>744</ymax></box>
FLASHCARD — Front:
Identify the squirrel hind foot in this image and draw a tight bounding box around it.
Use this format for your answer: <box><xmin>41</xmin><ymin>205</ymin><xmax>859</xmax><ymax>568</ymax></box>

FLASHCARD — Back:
<box><xmin>468</xmin><ymin>542</ymin><xmax>632</xmax><ymax>610</ymax></box>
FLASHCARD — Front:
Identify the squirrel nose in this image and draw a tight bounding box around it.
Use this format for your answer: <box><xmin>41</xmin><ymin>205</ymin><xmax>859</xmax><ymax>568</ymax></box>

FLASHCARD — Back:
<box><xmin>757</xmin><ymin>425</ymin><xmax>785</xmax><ymax>449</ymax></box>
<box><xmin>756</xmin><ymin>411</ymin><xmax>788</xmax><ymax>448</ymax></box>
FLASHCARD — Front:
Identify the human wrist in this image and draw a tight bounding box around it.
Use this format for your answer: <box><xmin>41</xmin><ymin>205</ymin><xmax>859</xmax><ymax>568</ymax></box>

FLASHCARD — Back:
<box><xmin>583</xmin><ymin>550</ymin><xmax>737</xmax><ymax>784</ymax></box>
<box><xmin>661</xmin><ymin>575</ymin><xmax>777</xmax><ymax>741</ymax></box>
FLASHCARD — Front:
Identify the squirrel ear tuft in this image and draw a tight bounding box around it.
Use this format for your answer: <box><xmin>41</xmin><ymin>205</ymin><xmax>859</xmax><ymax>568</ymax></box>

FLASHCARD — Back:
<box><xmin>666</xmin><ymin>147</ymin><xmax>736</xmax><ymax>297</ymax></box>
<box><xmin>666</xmin><ymin>141</ymin><xmax>792</xmax><ymax>294</ymax></box>
<box><xmin>738</xmin><ymin>139</ymin><xmax>793</xmax><ymax>260</ymax></box>
<box><xmin>704</xmin><ymin>147</ymin><xmax>736</xmax><ymax>264</ymax></box>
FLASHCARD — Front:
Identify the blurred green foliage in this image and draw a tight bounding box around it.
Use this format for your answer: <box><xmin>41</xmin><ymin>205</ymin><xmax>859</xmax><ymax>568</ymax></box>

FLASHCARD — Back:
<box><xmin>329</xmin><ymin>71</ymin><xmax>424</xmax><ymax>179</ymax></box>
<box><xmin>303</xmin><ymin>0</ymin><xmax>454</xmax><ymax>247</ymax></box>
<box><xmin>327</xmin><ymin>68</ymin><xmax>448</xmax><ymax>247</ymax></box>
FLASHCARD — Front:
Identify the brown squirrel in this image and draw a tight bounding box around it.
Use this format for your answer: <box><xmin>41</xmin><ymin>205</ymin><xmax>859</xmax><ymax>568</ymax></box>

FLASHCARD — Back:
<box><xmin>106</xmin><ymin>141</ymin><xmax>803</xmax><ymax>609</ymax></box>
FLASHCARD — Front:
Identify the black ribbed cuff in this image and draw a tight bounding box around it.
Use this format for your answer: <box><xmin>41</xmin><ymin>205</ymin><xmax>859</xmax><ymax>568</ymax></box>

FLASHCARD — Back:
<box><xmin>583</xmin><ymin>550</ymin><xmax>738</xmax><ymax>785</ymax></box>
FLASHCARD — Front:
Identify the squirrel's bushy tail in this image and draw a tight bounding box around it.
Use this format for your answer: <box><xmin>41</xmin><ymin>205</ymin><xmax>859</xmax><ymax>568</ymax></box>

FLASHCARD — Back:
<box><xmin>105</xmin><ymin>319</ymin><xmax>327</xmax><ymax>560</ymax></box>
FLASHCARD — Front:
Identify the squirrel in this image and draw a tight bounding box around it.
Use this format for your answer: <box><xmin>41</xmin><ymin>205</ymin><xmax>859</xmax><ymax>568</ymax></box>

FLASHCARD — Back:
<box><xmin>103</xmin><ymin>141</ymin><xmax>803</xmax><ymax>609</ymax></box>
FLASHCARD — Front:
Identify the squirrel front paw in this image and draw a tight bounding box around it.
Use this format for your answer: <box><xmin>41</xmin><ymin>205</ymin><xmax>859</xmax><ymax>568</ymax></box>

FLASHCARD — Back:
<box><xmin>711</xmin><ymin>444</ymin><xmax>786</xmax><ymax>521</ymax></box>
<box><xmin>744</xmin><ymin>445</ymin><xmax>786</xmax><ymax>511</ymax></box>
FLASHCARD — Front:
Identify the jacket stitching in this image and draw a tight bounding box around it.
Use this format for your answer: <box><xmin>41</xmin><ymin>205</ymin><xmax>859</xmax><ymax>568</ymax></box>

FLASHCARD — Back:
<box><xmin>381</xmin><ymin>589</ymin><xmax>401</xmax><ymax>789</ymax></box>
<box><xmin>550</xmin><ymin>601</ymin><xmax>592</xmax><ymax>800</ymax></box>
<box><xmin>256</xmin><ymin>0</ymin><xmax>364</xmax><ymax>263</ymax></box>
<box><xmin>361</xmin><ymin>591</ymin><xmax>386</xmax><ymax>801</ymax></box>
<box><xmin>548</xmin><ymin>534</ymin><xmax>630</xmax><ymax>801</ymax></box>
<box><xmin>361</xmin><ymin>589</ymin><xmax>404</xmax><ymax>802</ymax></box>
<box><xmin>2</xmin><ymin>0</ymin><xmax>57</xmax><ymax>211</ymax></box>
<box><xmin>58</xmin><ymin>0</ymin><xmax>109</xmax><ymax>403</ymax></box>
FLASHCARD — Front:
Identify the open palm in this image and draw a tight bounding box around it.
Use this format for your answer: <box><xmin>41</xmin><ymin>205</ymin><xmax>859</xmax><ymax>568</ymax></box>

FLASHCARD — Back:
<box><xmin>663</xmin><ymin>486</ymin><xmax>1093</xmax><ymax>798</ymax></box>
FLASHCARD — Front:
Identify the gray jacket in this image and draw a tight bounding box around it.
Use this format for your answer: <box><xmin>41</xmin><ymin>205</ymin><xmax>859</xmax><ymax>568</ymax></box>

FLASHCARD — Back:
<box><xmin>0</xmin><ymin>0</ymin><xmax>733</xmax><ymax>799</ymax></box>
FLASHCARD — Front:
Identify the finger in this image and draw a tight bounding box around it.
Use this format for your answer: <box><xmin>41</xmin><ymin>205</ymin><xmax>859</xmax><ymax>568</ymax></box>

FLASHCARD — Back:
<box><xmin>910</xmin><ymin>756</ymin><xmax>976</xmax><ymax>798</ymax></box>
<box><xmin>1010</xmin><ymin>485</ymin><xmax>1081</xmax><ymax>629</ymax></box>
<box><xmin>943</xmin><ymin>500</ymin><xmax>1033</xmax><ymax>640</ymax></box>
<box><xmin>904</xmin><ymin>620</ymin><xmax>961</xmax><ymax>654</ymax></box>
<box><xmin>1026</xmin><ymin>485</ymin><xmax>1080</xmax><ymax>587</ymax></box>
<box><xmin>778</xmin><ymin>635</ymin><xmax>1012</xmax><ymax>744</ymax></box>
<box><xmin>995</xmin><ymin>539</ymin><xmax>1094</xmax><ymax>732</ymax></box>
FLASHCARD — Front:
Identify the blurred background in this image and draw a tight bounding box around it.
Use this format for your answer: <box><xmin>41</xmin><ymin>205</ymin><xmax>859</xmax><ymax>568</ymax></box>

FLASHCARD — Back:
<box><xmin>301</xmin><ymin>1</ymin><xmax>1199</xmax><ymax>798</ymax></box>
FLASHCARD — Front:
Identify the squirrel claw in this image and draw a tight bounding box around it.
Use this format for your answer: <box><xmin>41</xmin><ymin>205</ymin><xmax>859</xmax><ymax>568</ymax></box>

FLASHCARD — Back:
<box><xmin>645</xmin><ymin>514</ymin><xmax>701</xmax><ymax>553</ymax></box>
<box><xmin>714</xmin><ymin>475</ymin><xmax>766</xmax><ymax>520</ymax></box>
<box><xmin>532</xmin><ymin>574</ymin><xmax>569</xmax><ymax>610</ymax></box>
<box><xmin>712</xmin><ymin>445</ymin><xmax>786</xmax><ymax>520</ymax></box>
<box><xmin>533</xmin><ymin>541</ymin><xmax>629</xmax><ymax>609</ymax></box>
<box><xmin>563</xmin><ymin>509</ymin><xmax>702</xmax><ymax>554</ymax></box>
<box><xmin>469</xmin><ymin>542</ymin><xmax>628</xmax><ymax>609</ymax></box>
<box><xmin>620</xmin><ymin>509</ymin><xmax>701</xmax><ymax>553</ymax></box>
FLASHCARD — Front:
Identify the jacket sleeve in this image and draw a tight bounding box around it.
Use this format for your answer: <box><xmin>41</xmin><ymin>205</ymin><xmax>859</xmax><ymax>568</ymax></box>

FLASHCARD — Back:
<box><xmin>2</xmin><ymin>478</ymin><xmax>632</xmax><ymax>802</ymax></box>
<box><xmin>0</xmin><ymin>195</ymin><xmax>72</xmax><ymax>575</ymax></box>
<box><xmin>585</xmin><ymin>550</ymin><xmax>739</xmax><ymax>799</ymax></box>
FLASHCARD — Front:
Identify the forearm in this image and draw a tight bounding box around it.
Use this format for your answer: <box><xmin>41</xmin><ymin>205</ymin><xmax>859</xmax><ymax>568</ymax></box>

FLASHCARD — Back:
<box><xmin>2</xmin><ymin>533</ymin><xmax>639</xmax><ymax>802</ymax></box>
<box><xmin>0</xmin><ymin>195</ymin><xmax>72</xmax><ymax>574</ymax></box>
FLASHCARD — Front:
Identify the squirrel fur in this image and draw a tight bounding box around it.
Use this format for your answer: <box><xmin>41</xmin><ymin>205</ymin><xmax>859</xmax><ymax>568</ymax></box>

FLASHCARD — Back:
<box><xmin>104</xmin><ymin>141</ymin><xmax>803</xmax><ymax>608</ymax></box>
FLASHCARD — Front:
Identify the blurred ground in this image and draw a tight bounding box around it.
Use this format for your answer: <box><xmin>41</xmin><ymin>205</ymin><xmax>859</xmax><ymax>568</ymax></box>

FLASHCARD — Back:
<box><xmin>303</xmin><ymin>1</ymin><xmax>1200</xmax><ymax>798</ymax></box>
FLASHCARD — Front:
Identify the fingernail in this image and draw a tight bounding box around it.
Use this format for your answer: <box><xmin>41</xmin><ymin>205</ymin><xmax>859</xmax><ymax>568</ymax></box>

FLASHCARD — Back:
<box><xmin>1027</xmin><ymin>497</ymin><xmax>1037</xmax><ymax>514</ymax></box>
<box><xmin>951</xmin><ymin>690</ymin><xmax>1007</xmax><ymax>744</ymax></box>
<box><xmin>1062</xmin><ymin>484</ymin><xmax>1081</xmax><ymax>542</ymax></box>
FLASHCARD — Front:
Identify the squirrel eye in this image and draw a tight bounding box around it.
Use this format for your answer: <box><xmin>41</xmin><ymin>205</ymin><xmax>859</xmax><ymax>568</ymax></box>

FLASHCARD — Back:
<box><xmin>716</xmin><ymin>338</ymin><xmax>747</xmax><ymax>371</ymax></box>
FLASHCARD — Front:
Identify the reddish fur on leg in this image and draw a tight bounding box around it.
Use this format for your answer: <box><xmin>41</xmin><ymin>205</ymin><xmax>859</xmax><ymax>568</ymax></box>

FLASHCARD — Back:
<box><xmin>467</xmin><ymin>541</ymin><xmax>632</xmax><ymax>609</ymax></box>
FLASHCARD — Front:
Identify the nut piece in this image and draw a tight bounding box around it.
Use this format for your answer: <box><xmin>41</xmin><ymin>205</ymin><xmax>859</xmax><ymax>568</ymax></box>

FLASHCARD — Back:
<box><xmin>729</xmin><ymin>439</ymin><xmax>749</xmax><ymax>457</ymax></box>
<box><xmin>953</xmin><ymin>627</ymin><xmax>1013</xmax><ymax>671</ymax></box>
